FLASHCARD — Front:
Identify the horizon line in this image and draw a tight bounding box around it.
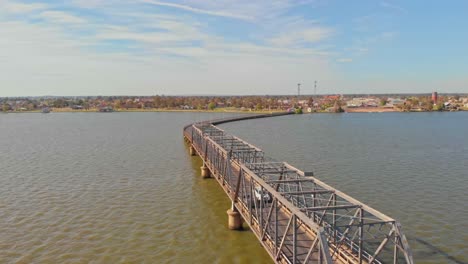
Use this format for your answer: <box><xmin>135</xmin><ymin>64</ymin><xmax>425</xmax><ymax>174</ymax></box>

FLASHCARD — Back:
<box><xmin>2</xmin><ymin>92</ymin><xmax>468</xmax><ymax>98</ymax></box>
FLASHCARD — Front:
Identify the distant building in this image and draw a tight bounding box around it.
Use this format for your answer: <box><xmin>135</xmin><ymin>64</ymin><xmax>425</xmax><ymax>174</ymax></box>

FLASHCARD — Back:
<box><xmin>387</xmin><ymin>98</ymin><xmax>405</xmax><ymax>107</ymax></box>
<box><xmin>432</xmin><ymin>92</ymin><xmax>438</xmax><ymax>104</ymax></box>
<box><xmin>325</xmin><ymin>95</ymin><xmax>341</xmax><ymax>101</ymax></box>
<box><xmin>346</xmin><ymin>98</ymin><xmax>377</xmax><ymax>108</ymax></box>
<box><xmin>346</xmin><ymin>100</ymin><xmax>362</xmax><ymax>108</ymax></box>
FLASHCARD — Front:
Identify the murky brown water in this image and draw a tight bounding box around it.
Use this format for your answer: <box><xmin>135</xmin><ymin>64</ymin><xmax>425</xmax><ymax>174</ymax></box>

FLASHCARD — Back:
<box><xmin>221</xmin><ymin>112</ymin><xmax>468</xmax><ymax>264</ymax></box>
<box><xmin>0</xmin><ymin>112</ymin><xmax>271</xmax><ymax>264</ymax></box>
<box><xmin>1</xmin><ymin>112</ymin><xmax>467</xmax><ymax>264</ymax></box>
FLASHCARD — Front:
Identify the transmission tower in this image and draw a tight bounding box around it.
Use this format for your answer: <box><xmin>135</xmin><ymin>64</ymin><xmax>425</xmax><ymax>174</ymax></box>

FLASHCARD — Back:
<box><xmin>297</xmin><ymin>83</ymin><xmax>301</xmax><ymax>98</ymax></box>
<box><xmin>314</xmin><ymin>81</ymin><xmax>317</xmax><ymax>96</ymax></box>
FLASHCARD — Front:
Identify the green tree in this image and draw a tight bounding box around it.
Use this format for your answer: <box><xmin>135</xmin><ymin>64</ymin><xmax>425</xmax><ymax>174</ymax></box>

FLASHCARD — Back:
<box><xmin>2</xmin><ymin>104</ymin><xmax>9</xmax><ymax>112</ymax></box>
<box><xmin>255</xmin><ymin>103</ymin><xmax>263</xmax><ymax>111</ymax></box>
<box><xmin>410</xmin><ymin>98</ymin><xmax>419</xmax><ymax>106</ymax></box>
<box><xmin>403</xmin><ymin>103</ymin><xmax>412</xmax><ymax>112</ymax></box>
<box><xmin>422</xmin><ymin>100</ymin><xmax>434</xmax><ymax>112</ymax></box>
<box><xmin>333</xmin><ymin>100</ymin><xmax>344</xmax><ymax>113</ymax></box>
<box><xmin>114</xmin><ymin>100</ymin><xmax>122</xmax><ymax>109</ymax></box>
<box><xmin>435</xmin><ymin>102</ymin><xmax>445</xmax><ymax>111</ymax></box>
<box><xmin>380</xmin><ymin>98</ymin><xmax>387</xmax><ymax>106</ymax></box>
<box><xmin>26</xmin><ymin>103</ymin><xmax>35</xmax><ymax>110</ymax></box>
<box><xmin>208</xmin><ymin>102</ymin><xmax>216</xmax><ymax>110</ymax></box>
<box><xmin>53</xmin><ymin>98</ymin><xmax>67</xmax><ymax>108</ymax></box>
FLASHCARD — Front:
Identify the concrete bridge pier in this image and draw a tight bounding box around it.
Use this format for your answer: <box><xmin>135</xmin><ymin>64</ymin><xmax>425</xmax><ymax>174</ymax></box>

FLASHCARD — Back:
<box><xmin>200</xmin><ymin>163</ymin><xmax>211</xmax><ymax>178</ymax></box>
<box><xmin>227</xmin><ymin>204</ymin><xmax>243</xmax><ymax>230</ymax></box>
<box><xmin>189</xmin><ymin>145</ymin><xmax>196</xmax><ymax>156</ymax></box>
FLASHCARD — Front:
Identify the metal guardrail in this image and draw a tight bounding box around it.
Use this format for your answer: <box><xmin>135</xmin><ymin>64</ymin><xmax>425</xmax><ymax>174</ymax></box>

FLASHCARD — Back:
<box><xmin>184</xmin><ymin>113</ymin><xmax>413</xmax><ymax>264</ymax></box>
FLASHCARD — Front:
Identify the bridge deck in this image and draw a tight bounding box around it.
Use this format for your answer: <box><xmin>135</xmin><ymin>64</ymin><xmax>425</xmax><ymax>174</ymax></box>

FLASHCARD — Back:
<box><xmin>184</xmin><ymin>114</ymin><xmax>413</xmax><ymax>264</ymax></box>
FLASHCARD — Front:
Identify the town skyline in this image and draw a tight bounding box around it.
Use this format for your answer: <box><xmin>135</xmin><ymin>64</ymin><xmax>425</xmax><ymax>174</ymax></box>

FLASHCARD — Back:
<box><xmin>3</xmin><ymin>92</ymin><xmax>468</xmax><ymax>113</ymax></box>
<box><xmin>2</xmin><ymin>92</ymin><xmax>468</xmax><ymax>98</ymax></box>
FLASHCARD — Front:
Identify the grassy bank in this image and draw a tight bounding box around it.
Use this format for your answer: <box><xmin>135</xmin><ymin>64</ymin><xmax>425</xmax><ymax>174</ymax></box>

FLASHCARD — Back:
<box><xmin>2</xmin><ymin>107</ymin><xmax>285</xmax><ymax>114</ymax></box>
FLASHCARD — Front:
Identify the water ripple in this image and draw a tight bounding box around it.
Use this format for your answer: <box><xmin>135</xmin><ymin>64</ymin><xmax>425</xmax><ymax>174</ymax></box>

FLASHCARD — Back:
<box><xmin>222</xmin><ymin>112</ymin><xmax>468</xmax><ymax>264</ymax></box>
<box><xmin>0</xmin><ymin>112</ymin><xmax>271</xmax><ymax>264</ymax></box>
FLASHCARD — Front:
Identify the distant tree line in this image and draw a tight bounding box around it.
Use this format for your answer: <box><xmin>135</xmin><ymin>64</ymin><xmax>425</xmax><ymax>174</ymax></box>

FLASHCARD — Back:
<box><xmin>1</xmin><ymin>95</ymin><xmax>310</xmax><ymax>111</ymax></box>
<box><xmin>1</xmin><ymin>94</ymin><xmax>466</xmax><ymax>112</ymax></box>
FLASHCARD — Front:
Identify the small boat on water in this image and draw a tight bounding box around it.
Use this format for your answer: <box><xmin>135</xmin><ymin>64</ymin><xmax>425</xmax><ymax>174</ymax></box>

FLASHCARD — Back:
<box><xmin>42</xmin><ymin>107</ymin><xmax>50</xmax><ymax>113</ymax></box>
<box><xmin>98</xmin><ymin>106</ymin><xmax>114</xmax><ymax>112</ymax></box>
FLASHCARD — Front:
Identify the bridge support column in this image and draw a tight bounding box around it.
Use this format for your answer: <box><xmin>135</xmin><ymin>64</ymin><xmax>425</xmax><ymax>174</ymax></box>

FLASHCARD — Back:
<box><xmin>189</xmin><ymin>145</ymin><xmax>196</xmax><ymax>156</ymax></box>
<box><xmin>227</xmin><ymin>205</ymin><xmax>243</xmax><ymax>230</ymax></box>
<box><xmin>200</xmin><ymin>164</ymin><xmax>211</xmax><ymax>178</ymax></box>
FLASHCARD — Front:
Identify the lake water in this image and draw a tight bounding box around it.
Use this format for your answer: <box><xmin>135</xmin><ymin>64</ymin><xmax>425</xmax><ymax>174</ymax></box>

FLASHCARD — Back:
<box><xmin>222</xmin><ymin>112</ymin><xmax>468</xmax><ymax>264</ymax></box>
<box><xmin>0</xmin><ymin>112</ymin><xmax>466</xmax><ymax>264</ymax></box>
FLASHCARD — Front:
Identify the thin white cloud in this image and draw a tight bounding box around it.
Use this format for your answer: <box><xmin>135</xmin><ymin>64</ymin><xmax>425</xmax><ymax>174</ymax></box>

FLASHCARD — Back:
<box><xmin>70</xmin><ymin>0</ymin><xmax>107</xmax><ymax>8</ymax></box>
<box><xmin>380</xmin><ymin>1</ymin><xmax>407</xmax><ymax>13</ymax></box>
<box><xmin>183</xmin><ymin>0</ymin><xmax>316</xmax><ymax>21</ymax></box>
<box><xmin>380</xmin><ymin>31</ymin><xmax>398</xmax><ymax>39</ymax></box>
<box><xmin>94</xmin><ymin>16</ymin><xmax>207</xmax><ymax>47</ymax></box>
<box><xmin>0</xmin><ymin>1</ymin><xmax>46</xmax><ymax>13</ymax></box>
<box><xmin>140</xmin><ymin>0</ymin><xmax>253</xmax><ymax>21</ymax></box>
<box><xmin>97</xmin><ymin>31</ymin><xmax>196</xmax><ymax>44</ymax></box>
<box><xmin>39</xmin><ymin>11</ymin><xmax>87</xmax><ymax>24</ymax></box>
<box><xmin>269</xmin><ymin>27</ymin><xmax>333</xmax><ymax>47</ymax></box>
<box><xmin>347</xmin><ymin>31</ymin><xmax>398</xmax><ymax>57</ymax></box>
<box><xmin>347</xmin><ymin>47</ymin><xmax>368</xmax><ymax>56</ymax></box>
<box><xmin>337</xmin><ymin>58</ymin><xmax>352</xmax><ymax>63</ymax></box>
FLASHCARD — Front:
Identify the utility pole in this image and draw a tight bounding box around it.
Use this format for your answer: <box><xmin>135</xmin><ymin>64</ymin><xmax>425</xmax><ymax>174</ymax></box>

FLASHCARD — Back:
<box><xmin>314</xmin><ymin>81</ymin><xmax>317</xmax><ymax>97</ymax></box>
<box><xmin>297</xmin><ymin>83</ymin><xmax>301</xmax><ymax>99</ymax></box>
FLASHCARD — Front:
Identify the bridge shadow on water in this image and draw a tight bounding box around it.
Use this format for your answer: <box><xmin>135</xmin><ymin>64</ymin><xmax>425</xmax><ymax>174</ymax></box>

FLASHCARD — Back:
<box><xmin>411</xmin><ymin>237</ymin><xmax>466</xmax><ymax>264</ymax></box>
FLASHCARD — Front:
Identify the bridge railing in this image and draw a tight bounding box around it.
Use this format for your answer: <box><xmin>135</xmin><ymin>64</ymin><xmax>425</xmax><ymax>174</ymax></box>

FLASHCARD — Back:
<box><xmin>184</xmin><ymin>115</ymin><xmax>413</xmax><ymax>264</ymax></box>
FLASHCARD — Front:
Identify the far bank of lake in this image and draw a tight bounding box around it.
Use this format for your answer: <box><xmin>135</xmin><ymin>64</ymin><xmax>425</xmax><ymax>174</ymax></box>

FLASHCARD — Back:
<box><xmin>2</xmin><ymin>106</ymin><xmax>467</xmax><ymax>114</ymax></box>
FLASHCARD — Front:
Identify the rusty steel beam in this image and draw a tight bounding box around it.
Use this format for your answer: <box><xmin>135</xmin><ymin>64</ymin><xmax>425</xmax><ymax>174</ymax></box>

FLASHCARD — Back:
<box><xmin>282</xmin><ymin>190</ymin><xmax>335</xmax><ymax>196</ymax></box>
<box><xmin>301</xmin><ymin>204</ymin><xmax>362</xmax><ymax>212</ymax></box>
<box><xmin>267</xmin><ymin>179</ymin><xmax>315</xmax><ymax>184</ymax></box>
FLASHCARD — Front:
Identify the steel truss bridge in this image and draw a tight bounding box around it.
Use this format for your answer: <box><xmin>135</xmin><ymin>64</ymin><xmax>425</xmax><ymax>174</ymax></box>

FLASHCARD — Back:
<box><xmin>183</xmin><ymin>113</ymin><xmax>413</xmax><ymax>264</ymax></box>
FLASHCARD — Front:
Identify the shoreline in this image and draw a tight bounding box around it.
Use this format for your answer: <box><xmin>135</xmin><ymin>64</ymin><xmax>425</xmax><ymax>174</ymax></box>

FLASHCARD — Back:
<box><xmin>2</xmin><ymin>107</ymin><xmax>467</xmax><ymax>114</ymax></box>
<box><xmin>1</xmin><ymin>108</ymin><xmax>284</xmax><ymax>114</ymax></box>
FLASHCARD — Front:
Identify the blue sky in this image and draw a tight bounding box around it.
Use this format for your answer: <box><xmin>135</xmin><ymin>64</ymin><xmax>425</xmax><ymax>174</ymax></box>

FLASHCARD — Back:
<box><xmin>0</xmin><ymin>0</ymin><xmax>467</xmax><ymax>96</ymax></box>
